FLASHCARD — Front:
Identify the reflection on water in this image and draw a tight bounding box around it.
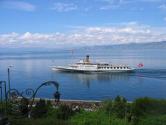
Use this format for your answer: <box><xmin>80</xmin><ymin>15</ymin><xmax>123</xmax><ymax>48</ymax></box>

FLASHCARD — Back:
<box><xmin>51</xmin><ymin>69</ymin><xmax>166</xmax><ymax>101</ymax></box>
<box><xmin>58</xmin><ymin>72</ymin><xmax>131</xmax><ymax>88</ymax></box>
<box><xmin>0</xmin><ymin>48</ymin><xmax>166</xmax><ymax>101</ymax></box>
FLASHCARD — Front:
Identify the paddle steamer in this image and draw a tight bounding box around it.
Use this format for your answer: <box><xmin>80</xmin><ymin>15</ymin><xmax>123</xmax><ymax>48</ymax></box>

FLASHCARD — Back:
<box><xmin>52</xmin><ymin>55</ymin><xmax>134</xmax><ymax>73</ymax></box>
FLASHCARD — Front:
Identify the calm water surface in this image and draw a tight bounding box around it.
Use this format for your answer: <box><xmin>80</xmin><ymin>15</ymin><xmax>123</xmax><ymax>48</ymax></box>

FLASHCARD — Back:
<box><xmin>0</xmin><ymin>48</ymin><xmax>166</xmax><ymax>101</ymax></box>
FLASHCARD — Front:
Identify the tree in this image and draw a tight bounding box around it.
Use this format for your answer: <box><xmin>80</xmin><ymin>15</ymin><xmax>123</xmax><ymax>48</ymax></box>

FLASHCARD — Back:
<box><xmin>102</xmin><ymin>99</ymin><xmax>113</xmax><ymax>114</ymax></box>
<box><xmin>57</xmin><ymin>104</ymin><xmax>74</xmax><ymax>120</ymax></box>
<box><xmin>112</xmin><ymin>96</ymin><xmax>127</xmax><ymax>118</ymax></box>
<box><xmin>19</xmin><ymin>98</ymin><xmax>29</xmax><ymax>116</ymax></box>
<box><xmin>31</xmin><ymin>99</ymin><xmax>48</xmax><ymax>118</ymax></box>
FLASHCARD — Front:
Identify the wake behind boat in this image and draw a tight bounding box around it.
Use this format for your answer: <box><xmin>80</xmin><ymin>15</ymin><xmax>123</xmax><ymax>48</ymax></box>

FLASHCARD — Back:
<box><xmin>52</xmin><ymin>55</ymin><xmax>134</xmax><ymax>73</ymax></box>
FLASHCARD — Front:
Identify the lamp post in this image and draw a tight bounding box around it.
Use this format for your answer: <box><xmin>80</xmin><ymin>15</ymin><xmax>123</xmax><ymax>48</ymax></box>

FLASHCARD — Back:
<box><xmin>0</xmin><ymin>83</ymin><xmax>2</xmax><ymax>114</ymax></box>
<box><xmin>7</xmin><ymin>81</ymin><xmax>60</xmax><ymax>119</ymax></box>
<box><xmin>29</xmin><ymin>81</ymin><xmax>60</xmax><ymax>111</ymax></box>
<box><xmin>0</xmin><ymin>84</ymin><xmax>2</xmax><ymax>103</ymax></box>
<box><xmin>7</xmin><ymin>66</ymin><xmax>12</xmax><ymax>94</ymax></box>
<box><xmin>0</xmin><ymin>81</ymin><xmax>7</xmax><ymax>114</ymax></box>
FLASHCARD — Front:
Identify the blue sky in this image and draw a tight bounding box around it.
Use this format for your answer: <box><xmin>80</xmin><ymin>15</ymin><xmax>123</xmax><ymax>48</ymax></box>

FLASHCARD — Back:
<box><xmin>0</xmin><ymin>0</ymin><xmax>166</xmax><ymax>48</ymax></box>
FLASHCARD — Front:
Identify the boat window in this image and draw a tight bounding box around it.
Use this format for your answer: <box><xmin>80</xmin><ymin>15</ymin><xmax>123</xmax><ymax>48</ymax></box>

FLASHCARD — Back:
<box><xmin>107</xmin><ymin>67</ymin><xmax>109</xmax><ymax>69</ymax></box>
<box><xmin>117</xmin><ymin>67</ymin><xmax>119</xmax><ymax>69</ymax></box>
<box><xmin>120</xmin><ymin>67</ymin><xmax>122</xmax><ymax>69</ymax></box>
<box><xmin>114</xmin><ymin>67</ymin><xmax>116</xmax><ymax>69</ymax></box>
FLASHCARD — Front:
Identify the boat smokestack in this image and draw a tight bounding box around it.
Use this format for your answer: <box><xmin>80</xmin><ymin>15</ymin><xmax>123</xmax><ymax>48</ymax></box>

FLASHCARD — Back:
<box><xmin>86</xmin><ymin>55</ymin><xmax>90</xmax><ymax>63</ymax></box>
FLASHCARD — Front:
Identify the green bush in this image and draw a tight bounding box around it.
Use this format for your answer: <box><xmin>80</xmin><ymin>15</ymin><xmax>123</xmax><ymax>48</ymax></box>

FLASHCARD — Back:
<box><xmin>132</xmin><ymin>97</ymin><xmax>166</xmax><ymax>117</ymax></box>
<box><xmin>7</xmin><ymin>97</ymin><xmax>166</xmax><ymax>125</ymax></box>
<box><xmin>138</xmin><ymin>115</ymin><xmax>166</xmax><ymax>125</ymax></box>
<box><xmin>10</xmin><ymin>117</ymin><xmax>70</xmax><ymax>125</ymax></box>
<box><xmin>102</xmin><ymin>99</ymin><xmax>113</xmax><ymax>114</ymax></box>
<box><xmin>102</xmin><ymin>96</ymin><xmax>128</xmax><ymax>119</ymax></box>
<box><xmin>70</xmin><ymin>111</ymin><xmax>109</xmax><ymax>125</ymax></box>
<box><xmin>112</xmin><ymin>96</ymin><xmax>127</xmax><ymax>118</ymax></box>
<box><xmin>31</xmin><ymin>99</ymin><xmax>48</xmax><ymax>118</ymax></box>
<box><xmin>19</xmin><ymin>98</ymin><xmax>29</xmax><ymax>116</ymax></box>
<box><xmin>70</xmin><ymin>111</ymin><xmax>131</xmax><ymax>125</ymax></box>
<box><xmin>56</xmin><ymin>104</ymin><xmax>74</xmax><ymax>120</ymax></box>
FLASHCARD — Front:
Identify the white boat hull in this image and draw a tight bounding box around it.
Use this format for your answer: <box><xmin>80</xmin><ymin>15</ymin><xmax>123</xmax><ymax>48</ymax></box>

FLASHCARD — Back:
<box><xmin>52</xmin><ymin>66</ymin><xmax>134</xmax><ymax>73</ymax></box>
<box><xmin>52</xmin><ymin>55</ymin><xmax>134</xmax><ymax>73</ymax></box>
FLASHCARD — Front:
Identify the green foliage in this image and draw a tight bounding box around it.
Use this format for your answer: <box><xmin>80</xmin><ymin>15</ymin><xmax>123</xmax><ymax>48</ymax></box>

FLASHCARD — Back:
<box><xmin>112</xmin><ymin>96</ymin><xmax>127</xmax><ymax>118</ymax></box>
<box><xmin>6</xmin><ymin>97</ymin><xmax>166</xmax><ymax>125</ymax></box>
<box><xmin>19</xmin><ymin>98</ymin><xmax>29</xmax><ymax>116</ymax></box>
<box><xmin>132</xmin><ymin>97</ymin><xmax>166</xmax><ymax>117</ymax></box>
<box><xmin>129</xmin><ymin>97</ymin><xmax>166</xmax><ymax>125</ymax></box>
<box><xmin>102</xmin><ymin>96</ymin><xmax>128</xmax><ymax>119</ymax></box>
<box><xmin>102</xmin><ymin>99</ymin><xmax>113</xmax><ymax>114</ymax></box>
<box><xmin>0</xmin><ymin>102</ymin><xmax>6</xmax><ymax>114</ymax></box>
<box><xmin>110</xmin><ymin>118</ymin><xmax>131</xmax><ymax>125</ymax></box>
<box><xmin>56</xmin><ymin>104</ymin><xmax>74</xmax><ymax>120</ymax></box>
<box><xmin>31</xmin><ymin>99</ymin><xmax>48</xmax><ymax>118</ymax></box>
<box><xmin>71</xmin><ymin>111</ymin><xmax>110</xmax><ymax>125</ymax></box>
<box><xmin>70</xmin><ymin>111</ymin><xmax>131</xmax><ymax>125</ymax></box>
<box><xmin>46</xmin><ymin>100</ymin><xmax>52</xmax><ymax>107</ymax></box>
<box><xmin>102</xmin><ymin>97</ymin><xmax>166</xmax><ymax>125</ymax></box>
<box><xmin>10</xmin><ymin>117</ymin><xmax>70</xmax><ymax>125</ymax></box>
<box><xmin>138</xmin><ymin>115</ymin><xmax>166</xmax><ymax>125</ymax></box>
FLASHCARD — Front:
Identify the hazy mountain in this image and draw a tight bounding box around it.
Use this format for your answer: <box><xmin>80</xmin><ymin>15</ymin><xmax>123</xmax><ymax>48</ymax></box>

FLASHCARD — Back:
<box><xmin>0</xmin><ymin>41</ymin><xmax>166</xmax><ymax>54</ymax></box>
<box><xmin>80</xmin><ymin>41</ymin><xmax>166</xmax><ymax>51</ymax></box>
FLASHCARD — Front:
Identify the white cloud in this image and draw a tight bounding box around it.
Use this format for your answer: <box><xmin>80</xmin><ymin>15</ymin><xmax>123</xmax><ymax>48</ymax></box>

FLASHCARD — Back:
<box><xmin>0</xmin><ymin>23</ymin><xmax>166</xmax><ymax>48</ymax></box>
<box><xmin>99</xmin><ymin>0</ymin><xmax>124</xmax><ymax>4</ymax></box>
<box><xmin>1</xmin><ymin>0</ymin><xmax>36</xmax><ymax>11</ymax></box>
<box><xmin>99</xmin><ymin>0</ymin><xmax>165</xmax><ymax>10</ymax></box>
<box><xmin>99</xmin><ymin>0</ymin><xmax>164</xmax><ymax>3</ymax></box>
<box><xmin>100</xmin><ymin>5</ymin><xmax>119</xmax><ymax>10</ymax></box>
<box><xmin>99</xmin><ymin>0</ymin><xmax>126</xmax><ymax>10</ymax></box>
<box><xmin>164</xmin><ymin>17</ymin><xmax>166</xmax><ymax>21</ymax></box>
<box><xmin>159</xmin><ymin>4</ymin><xmax>166</xmax><ymax>10</ymax></box>
<box><xmin>51</xmin><ymin>2</ymin><xmax>77</xmax><ymax>12</ymax></box>
<box><xmin>140</xmin><ymin>0</ymin><xmax>164</xmax><ymax>2</ymax></box>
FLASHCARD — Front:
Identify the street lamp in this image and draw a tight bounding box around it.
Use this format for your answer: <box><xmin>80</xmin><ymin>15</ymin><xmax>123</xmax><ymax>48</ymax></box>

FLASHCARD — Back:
<box><xmin>7</xmin><ymin>66</ymin><xmax>12</xmax><ymax>94</ymax></box>
<box><xmin>0</xmin><ymin>84</ymin><xmax>2</xmax><ymax>103</ymax></box>
<box><xmin>0</xmin><ymin>81</ymin><xmax>9</xmax><ymax>125</ymax></box>
<box><xmin>0</xmin><ymin>81</ymin><xmax>7</xmax><ymax>114</ymax></box>
<box><xmin>7</xmin><ymin>81</ymin><xmax>60</xmax><ymax>118</ymax></box>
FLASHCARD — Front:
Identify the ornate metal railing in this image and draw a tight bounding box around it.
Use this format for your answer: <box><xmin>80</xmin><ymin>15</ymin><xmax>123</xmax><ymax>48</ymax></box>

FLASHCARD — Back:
<box><xmin>0</xmin><ymin>81</ymin><xmax>60</xmax><ymax>119</ymax></box>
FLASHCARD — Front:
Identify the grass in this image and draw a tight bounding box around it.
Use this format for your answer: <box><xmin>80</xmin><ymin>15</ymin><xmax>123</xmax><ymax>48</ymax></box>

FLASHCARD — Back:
<box><xmin>10</xmin><ymin>117</ymin><xmax>70</xmax><ymax>125</ymax></box>
<box><xmin>138</xmin><ymin>115</ymin><xmax>166</xmax><ymax>125</ymax></box>
<box><xmin>2</xmin><ymin>97</ymin><xmax>166</xmax><ymax>125</ymax></box>
<box><xmin>70</xmin><ymin>111</ymin><xmax>131</xmax><ymax>125</ymax></box>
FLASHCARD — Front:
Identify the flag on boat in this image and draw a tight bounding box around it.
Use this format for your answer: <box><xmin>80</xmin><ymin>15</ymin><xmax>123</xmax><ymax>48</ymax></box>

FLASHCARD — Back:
<box><xmin>137</xmin><ymin>63</ymin><xmax>144</xmax><ymax>68</ymax></box>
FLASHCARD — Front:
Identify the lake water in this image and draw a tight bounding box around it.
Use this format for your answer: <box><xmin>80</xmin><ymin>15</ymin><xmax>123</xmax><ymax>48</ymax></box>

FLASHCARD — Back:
<box><xmin>0</xmin><ymin>47</ymin><xmax>166</xmax><ymax>101</ymax></box>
